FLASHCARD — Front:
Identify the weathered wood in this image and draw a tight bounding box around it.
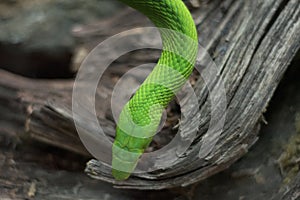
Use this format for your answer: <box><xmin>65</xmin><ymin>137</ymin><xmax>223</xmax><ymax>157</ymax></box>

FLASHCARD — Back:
<box><xmin>0</xmin><ymin>0</ymin><xmax>299</xmax><ymax>191</ymax></box>
<box><xmin>275</xmin><ymin>174</ymin><xmax>300</xmax><ymax>200</ymax></box>
<box><xmin>84</xmin><ymin>0</ymin><xmax>300</xmax><ymax>189</ymax></box>
<box><xmin>1</xmin><ymin>59</ymin><xmax>299</xmax><ymax>199</ymax></box>
<box><xmin>0</xmin><ymin>146</ymin><xmax>178</xmax><ymax>200</ymax></box>
<box><xmin>0</xmin><ymin>70</ymin><xmax>90</xmax><ymax>156</ymax></box>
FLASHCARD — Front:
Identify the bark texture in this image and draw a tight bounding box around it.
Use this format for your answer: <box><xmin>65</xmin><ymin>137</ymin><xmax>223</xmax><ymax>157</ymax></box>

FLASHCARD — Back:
<box><xmin>0</xmin><ymin>0</ymin><xmax>299</xmax><ymax>193</ymax></box>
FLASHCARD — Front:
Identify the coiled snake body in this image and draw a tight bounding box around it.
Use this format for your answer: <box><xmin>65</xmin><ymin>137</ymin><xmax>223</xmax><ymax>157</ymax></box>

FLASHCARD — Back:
<box><xmin>112</xmin><ymin>0</ymin><xmax>198</xmax><ymax>180</ymax></box>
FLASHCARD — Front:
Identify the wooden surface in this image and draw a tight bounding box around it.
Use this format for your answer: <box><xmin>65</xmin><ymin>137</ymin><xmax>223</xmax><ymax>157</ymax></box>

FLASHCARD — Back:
<box><xmin>0</xmin><ymin>0</ymin><xmax>299</xmax><ymax>195</ymax></box>
<box><xmin>85</xmin><ymin>0</ymin><xmax>300</xmax><ymax>189</ymax></box>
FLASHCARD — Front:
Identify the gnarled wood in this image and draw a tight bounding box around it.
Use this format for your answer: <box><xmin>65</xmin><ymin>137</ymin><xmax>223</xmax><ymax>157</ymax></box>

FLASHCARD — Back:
<box><xmin>0</xmin><ymin>0</ymin><xmax>299</xmax><ymax>192</ymax></box>
<box><xmin>85</xmin><ymin>0</ymin><xmax>300</xmax><ymax>189</ymax></box>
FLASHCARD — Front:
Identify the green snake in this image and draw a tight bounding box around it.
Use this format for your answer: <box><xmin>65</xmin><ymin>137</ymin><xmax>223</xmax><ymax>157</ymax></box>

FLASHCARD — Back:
<box><xmin>112</xmin><ymin>0</ymin><xmax>198</xmax><ymax>180</ymax></box>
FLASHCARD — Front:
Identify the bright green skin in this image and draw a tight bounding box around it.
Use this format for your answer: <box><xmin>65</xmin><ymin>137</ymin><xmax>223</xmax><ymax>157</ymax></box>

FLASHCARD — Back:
<box><xmin>112</xmin><ymin>0</ymin><xmax>198</xmax><ymax>180</ymax></box>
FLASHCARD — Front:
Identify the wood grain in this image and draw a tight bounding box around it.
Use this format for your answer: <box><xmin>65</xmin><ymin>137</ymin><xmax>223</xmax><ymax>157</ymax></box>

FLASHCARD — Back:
<box><xmin>0</xmin><ymin>0</ymin><xmax>299</xmax><ymax>191</ymax></box>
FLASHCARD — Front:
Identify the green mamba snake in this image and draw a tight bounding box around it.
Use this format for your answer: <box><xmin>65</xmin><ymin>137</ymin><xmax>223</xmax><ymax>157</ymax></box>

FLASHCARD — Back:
<box><xmin>112</xmin><ymin>0</ymin><xmax>198</xmax><ymax>180</ymax></box>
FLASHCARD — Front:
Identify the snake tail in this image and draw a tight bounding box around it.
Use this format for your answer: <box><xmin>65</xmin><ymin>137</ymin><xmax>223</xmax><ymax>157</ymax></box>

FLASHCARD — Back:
<box><xmin>112</xmin><ymin>0</ymin><xmax>198</xmax><ymax>180</ymax></box>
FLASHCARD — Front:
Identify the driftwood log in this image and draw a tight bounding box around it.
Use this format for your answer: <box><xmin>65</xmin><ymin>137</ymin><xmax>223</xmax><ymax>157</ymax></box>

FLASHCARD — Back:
<box><xmin>0</xmin><ymin>0</ymin><xmax>299</xmax><ymax>194</ymax></box>
<box><xmin>82</xmin><ymin>0</ymin><xmax>300</xmax><ymax>189</ymax></box>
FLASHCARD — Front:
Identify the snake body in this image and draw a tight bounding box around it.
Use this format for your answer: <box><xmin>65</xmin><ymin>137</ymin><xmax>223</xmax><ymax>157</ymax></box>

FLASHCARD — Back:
<box><xmin>112</xmin><ymin>0</ymin><xmax>198</xmax><ymax>180</ymax></box>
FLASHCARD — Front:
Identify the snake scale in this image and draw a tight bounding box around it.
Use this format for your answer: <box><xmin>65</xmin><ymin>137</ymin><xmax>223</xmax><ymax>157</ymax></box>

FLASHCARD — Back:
<box><xmin>112</xmin><ymin>0</ymin><xmax>198</xmax><ymax>180</ymax></box>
